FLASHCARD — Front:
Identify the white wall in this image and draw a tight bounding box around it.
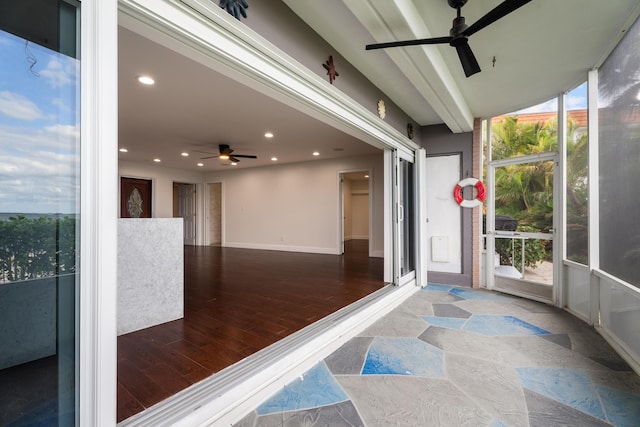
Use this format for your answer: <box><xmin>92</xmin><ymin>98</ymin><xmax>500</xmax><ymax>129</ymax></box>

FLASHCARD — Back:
<box><xmin>205</xmin><ymin>154</ymin><xmax>384</xmax><ymax>256</ymax></box>
<box><xmin>120</xmin><ymin>154</ymin><xmax>384</xmax><ymax>255</ymax></box>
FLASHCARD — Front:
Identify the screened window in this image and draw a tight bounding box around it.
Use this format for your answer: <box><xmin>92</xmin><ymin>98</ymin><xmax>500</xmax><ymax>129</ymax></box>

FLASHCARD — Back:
<box><xmin>566</xmin><ymin>82</ymin><xmax>589</xmax><ymax>265</ymax></box>
<box><xmin>598</xmin><ymin>16</ymin><xmax>640</xmax><ymax>288</ymax></box>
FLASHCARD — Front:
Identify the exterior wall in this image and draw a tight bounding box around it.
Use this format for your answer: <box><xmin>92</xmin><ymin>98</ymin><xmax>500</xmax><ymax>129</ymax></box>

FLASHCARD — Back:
<box><xmin>419</xmin><ymin>124</ymin><xmax>474</xmax><ymax>286</ymax></box>
<box><xmin>239</xmin><ymin>1</ymin><xmax>419</xmax><ymax>140</ymax></box>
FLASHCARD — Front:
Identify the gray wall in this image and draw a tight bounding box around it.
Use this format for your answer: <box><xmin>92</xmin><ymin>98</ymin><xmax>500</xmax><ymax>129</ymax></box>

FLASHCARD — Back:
<box><xmin>238</xmin><ymin>1</ymin><xmax>419</xmax><ymax>140</ymax></box>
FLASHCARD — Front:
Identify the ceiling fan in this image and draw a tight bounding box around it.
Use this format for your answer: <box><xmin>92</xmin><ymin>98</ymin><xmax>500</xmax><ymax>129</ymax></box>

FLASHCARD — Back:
<box><xmin>365</xmin><ymin>0</ymin><xmax>532</xmax><ymax>77</ymax></box>
<box><xmin>199</xmin><ymin>144</ymin><xmax>257</xmax><ymax>163</ymax></box>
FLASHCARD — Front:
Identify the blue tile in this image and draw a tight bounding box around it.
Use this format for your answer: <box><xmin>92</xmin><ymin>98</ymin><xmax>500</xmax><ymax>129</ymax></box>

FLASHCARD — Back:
<box><xmin>517</xmin><ymin>367</ymin><xmax>606</xmax><ymax>420</ymax></box>
<box><xmin>256</xmin><ymin>362</ymin><xmax>348</xmax><ymax>415</ymax></box>
<box><xmin>362</xmin><ymin>337</ymin><xmax>444</xmax><ymax>377</ymax></box>
<box><xmin>420</xmin><ymin>316</ymin><xmax>467</xmax><ymax>330</ymax></box>
<box><xmin>463</xmin><ymin>315</ymin><xmax>550</xmax><ymax>336</ymax></box>
<box><xmin>489</xmin><ymin>419</ymin><xmax>512</xmax><ymax>427</ymax></box>
<box><xmin>597</xmin><ymin>385</ymin><xmax>640</xmax><ymax>427</ymax></box>
<box><xmin>450</xmin><ymin>288</ymin><xmax>508</xmax><ymax>301</ymax></box>
<box><xmin>424</xmin><ymin>283</ymin><xmax>454</xmax><ymax>292</ymax></box>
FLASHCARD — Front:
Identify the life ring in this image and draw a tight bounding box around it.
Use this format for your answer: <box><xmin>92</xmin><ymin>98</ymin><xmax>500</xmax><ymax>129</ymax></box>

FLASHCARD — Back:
<box><xmin>453</xmin><ymin>177</ymin><xmax>486</xmax><ymax>208</ymax></box>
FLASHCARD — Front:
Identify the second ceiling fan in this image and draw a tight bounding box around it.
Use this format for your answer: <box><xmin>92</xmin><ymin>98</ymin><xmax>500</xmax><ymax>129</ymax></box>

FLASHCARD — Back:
<box><xmin>200</xmin><ymin>144</ymin><xmax>257</xmax><ymax>163</ymax></box>
<box><xmin>365</xmin><ymin>0</ymin><xmax>532</xmax><ymax>77</ymax></box>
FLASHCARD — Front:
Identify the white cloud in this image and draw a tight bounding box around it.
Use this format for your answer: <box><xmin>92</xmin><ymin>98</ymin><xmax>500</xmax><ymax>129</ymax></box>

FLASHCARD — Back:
<box><xmin>45</xmin><ymin>124</ymin><xmax>80</xmax><ymax>140</ymax></box>
<box><xmin>40</xmin><ymin>57</ymin><xmax>77</xmax><ymax>88</ymax></box>
<box><xmin>0</xmin><ymin>120</ymin><xmax>80</xmax><ymax>213</ymax></box>
<box><xmin>0</xmin><ymin>91</ymin><xmax>44</xmax><ymax>121</ymax></box>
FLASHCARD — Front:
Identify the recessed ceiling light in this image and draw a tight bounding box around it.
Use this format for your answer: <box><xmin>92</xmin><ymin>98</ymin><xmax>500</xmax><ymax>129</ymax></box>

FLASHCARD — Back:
<box><xmin>264</xmin><ymin>132</ymin><xmax>274</xmax><ymax>138</ymax></box>
<box><xmin>365</xmin><ymin>175</ymin><xmax>370</xmax><ymax>178</ymax></box>
<box><xmin>181</xmin><ymin>152</ymin><xmax>189</xmax><ymax>157</ymax></box>
<box><xmin>231</xmin><ymin>162</ymin><xmax>238</xmax><ymax>166</ymax></box>
<box><xmin>197</xmin><ymin>163</ymin><xmax>204</xmax><ymax>167</ymax></box>
<box><xmin>271</xmin><ymin>157</ymin><xmax>278</xmax><ymax>161</ymax></box>
<box><xmin>312</xmin><ymin>151</ymin><xmax>320</xmax><ymax>156</ymax></box>
<box><xmin>153</xmin><ymin>158</ymin><xmax>161</xmax><ymax>163</ymax></box>
<box><xmin>119</xmin><ymin>148</ymin><xmax>128</xmax><ymax>153</ymax></box>
<box><xmin>137</xmin><ymin>75</ymin><xmax>155</xmax><ymax>85</ymax></box>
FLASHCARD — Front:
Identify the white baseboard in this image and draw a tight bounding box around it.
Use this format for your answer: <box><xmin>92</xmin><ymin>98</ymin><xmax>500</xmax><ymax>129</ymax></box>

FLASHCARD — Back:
<box><xmin>223</xmin><ymin>241</ymin><xmax>339</xmax><ymax>255</ymax></box>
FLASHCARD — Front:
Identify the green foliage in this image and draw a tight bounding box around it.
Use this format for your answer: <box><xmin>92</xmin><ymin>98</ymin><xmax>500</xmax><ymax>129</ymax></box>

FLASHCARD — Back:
<box><xmin>0</xmin><ymin>215</ymin><xmax>76</xmax><ymax>282</ymax></box>
<box><xmin>491</xmin><ymin>115</ymin><xmax>563</xmax><ymax>268</ymax></box>
<box><xmin>495</xmin><ymin>225</ymin><xmax>547</xmax><ymax>270</ymax></box>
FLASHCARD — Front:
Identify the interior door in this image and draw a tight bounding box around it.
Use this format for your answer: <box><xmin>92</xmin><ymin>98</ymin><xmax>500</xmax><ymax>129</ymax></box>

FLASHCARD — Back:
<box><xmin>393</xmin><ymin>149</ymin><xmax>417</xmax><ymax>286</ymax></box>
<box><xmin>178</xmin><ymin>184</ymin><xmax>196</xmax><ymax>245</ymax></box>
<box><xmin>487</xmin><ymin>152</ymin><xmax>558</xmax><ymax>302</ymax></box>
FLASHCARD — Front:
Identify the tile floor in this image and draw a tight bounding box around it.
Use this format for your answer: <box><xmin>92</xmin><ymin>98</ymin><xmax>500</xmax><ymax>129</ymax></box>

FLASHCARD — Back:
<box><xmin>235</xmin><ymin>284</ymin><xmax>640</xmax><ymax>427</ymax></box>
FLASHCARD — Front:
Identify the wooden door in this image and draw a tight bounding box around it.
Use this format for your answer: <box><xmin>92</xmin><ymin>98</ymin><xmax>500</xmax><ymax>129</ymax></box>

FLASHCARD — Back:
<box><xmin>121</xmin><ymin>177</ymin><xmax>152</xmax><ymax>218</ymax></box>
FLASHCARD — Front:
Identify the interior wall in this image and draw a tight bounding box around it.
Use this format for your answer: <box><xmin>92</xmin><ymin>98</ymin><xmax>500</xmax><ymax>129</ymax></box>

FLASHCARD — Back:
<box><xmin>205</xmin><ymin>154</ymin><xmax>384</xmax><ymax>256</ymax></box>
<box><xmin>420</xmin><ymin>125</ymin><xmax>474</xmax><ymax>286</ymax></box>
<box><xmin>119</xmin><ymin>160</ymin><xmax>205</xmax><ymax>245</ymax></box>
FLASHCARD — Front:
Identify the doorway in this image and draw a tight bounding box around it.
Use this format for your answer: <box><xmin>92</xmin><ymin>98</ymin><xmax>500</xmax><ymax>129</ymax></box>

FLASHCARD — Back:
<box><xmin>207</xmin><ymin>182</ymin><xmax>223</xmax><ymax>246</ymax></box>
<box><xmin>174</xmin><ymin>182</ymin><xmax>197</xmax><ymax>245</ymax></box>
<box><xmin>487</xmin><ymin>153</ymin><xmax>557</xmax><ymax>302</ymax></box>
<box><xmin>340</xmin><ymin>171</ymin><xmax>371</xmax><ymax>255</ymax></box>
<box><xmin>425</xmin><ymin>154</ymin><xmax>462</xmax><ymax>274</ymax></box>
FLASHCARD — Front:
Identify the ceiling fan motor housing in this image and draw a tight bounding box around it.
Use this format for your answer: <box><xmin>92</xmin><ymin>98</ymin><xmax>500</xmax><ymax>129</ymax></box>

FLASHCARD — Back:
<box><xmin>447</xmin><ymin>0</ymin><xmax>468</xmax><ymax>9</ymax></box>
<box><xmin>450</xmin><ymin>16</ymin><xmax>469</xmax><ymax>44</ymax></box>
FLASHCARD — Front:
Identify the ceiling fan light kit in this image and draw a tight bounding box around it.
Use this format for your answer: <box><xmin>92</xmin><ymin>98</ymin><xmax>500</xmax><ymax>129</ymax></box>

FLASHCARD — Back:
<box><xmin>199</xmin><ymin>144</ymin><xmax>258</xmax><ymax>163</ymax></box>
<box><xmin>365</xmin><ymin>0</ymin><xmax>532</xmax><ymax>77</ymax></box>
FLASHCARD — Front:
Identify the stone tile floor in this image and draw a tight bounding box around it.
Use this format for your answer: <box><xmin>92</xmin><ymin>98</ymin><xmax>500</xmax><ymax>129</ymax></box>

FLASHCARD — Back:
<box><xmin>235</xmin><ymin>284</ymin><xmax>640</xmax><ymax>427</ymax></box>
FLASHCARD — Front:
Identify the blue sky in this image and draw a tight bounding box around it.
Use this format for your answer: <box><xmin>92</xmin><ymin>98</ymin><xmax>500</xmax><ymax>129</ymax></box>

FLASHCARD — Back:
<box><xmin>0</xmin><ymin>30</ymin><xmax>79</xmax><ymax>214</ymax></box>
<box><xmin>511</xmin><ymin>82</ymin><xmax>588</xmax><ymax>114</ymax></box>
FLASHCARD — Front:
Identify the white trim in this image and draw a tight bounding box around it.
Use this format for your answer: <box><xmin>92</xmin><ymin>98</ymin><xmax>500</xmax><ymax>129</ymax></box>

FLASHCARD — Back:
<box><xmin>416</xmin><ymin>148</ymin><xmax>428</xmax><ymax>287</ymax></box>
<box><xmin>556</xmin><ymin>92</ymin><xmax>567</xmax><ymax>307</ymax></box>
<box><xmin>118</xmin><ymin>284</ymin><xmax>419</xmax><ymax>426</ymax></box>
<box><xmin>587</xmin><ymin>69</ymin><xmax>600</xmax><ymax>325</ymax></box>
<box><xmin>222</xmin><ymin>242</ymin><xmax>340</xmax><ymax>255</ymax></box>
<box><xmin>383</xmin><ymin>150</ymin><xmax>394</xmax><ymax>283</ymax></box>
<box><xmin>489</xmin><ymin>151</ymin><xmax>558</xmax><ymax>168</ymax></box>
<box><xmin>593</xmin><ymin>268</ymin><xmax>639</xmax><ymax>294</ymax></box>
<box><xmin>79</xmin><ymin>0</ymin><xmax>119</xmax><ymax>425</ymax></box>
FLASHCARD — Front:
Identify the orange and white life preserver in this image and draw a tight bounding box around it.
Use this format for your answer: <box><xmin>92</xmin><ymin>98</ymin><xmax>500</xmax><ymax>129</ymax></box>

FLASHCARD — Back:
<box><xmin>453</xmin><ymin>177</ymin><xmax>486</xmax><ymax>208</ymax></box>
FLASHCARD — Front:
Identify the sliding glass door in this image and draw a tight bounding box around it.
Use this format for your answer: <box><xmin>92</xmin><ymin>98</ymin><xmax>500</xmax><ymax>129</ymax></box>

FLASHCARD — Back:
<box><xmin>0</xmin><ymin>1</ymin><xmax>80</xmax><ymax>425</ymax></box>
<box><xmin>393</xmin><ymin>149</ymin><xmax>417</xmax><ymax>286</ymax></box>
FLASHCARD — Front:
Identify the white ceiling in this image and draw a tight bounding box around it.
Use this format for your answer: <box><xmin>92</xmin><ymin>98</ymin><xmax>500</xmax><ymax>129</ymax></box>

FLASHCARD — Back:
<box><xmin>118</xmin><ymin>27</ymin><xmax>381</xmax><ymax>172</ymax></box>
<box><xmin>118</xmin><ymin>0</ymin><xmax>640</xmax><ymax>171</ymax></box>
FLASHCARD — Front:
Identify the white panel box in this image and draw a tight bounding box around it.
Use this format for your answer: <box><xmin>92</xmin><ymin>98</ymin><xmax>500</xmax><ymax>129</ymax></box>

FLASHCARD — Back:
<box><xmin>431</xmin><ymin>236</ymin><xmax>449</xmax><ymax>262</ymax></box>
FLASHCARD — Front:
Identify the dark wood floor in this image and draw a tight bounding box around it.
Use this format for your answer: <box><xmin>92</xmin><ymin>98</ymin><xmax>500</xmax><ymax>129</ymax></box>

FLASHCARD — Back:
<box><xmin>117</xmin><ymin>240</ymin><xmax>385</xmax><ymax>422</ymax></box>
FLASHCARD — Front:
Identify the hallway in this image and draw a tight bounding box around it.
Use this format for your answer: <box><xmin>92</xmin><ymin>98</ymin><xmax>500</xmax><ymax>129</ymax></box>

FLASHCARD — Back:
<box><xmin>235</xmin><ymin>284</ymin><xmax>640</xmax><ymax>426</ymax></box>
